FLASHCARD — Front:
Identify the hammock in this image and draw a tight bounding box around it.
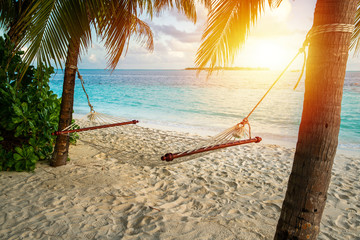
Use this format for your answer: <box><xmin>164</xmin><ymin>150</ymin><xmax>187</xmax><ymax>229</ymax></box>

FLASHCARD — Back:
<box><xmin>76</xmin><ymin>119</ymin><xmax>261</xmax><ymax>166</ymax></box>
<box><xmin>161</xmin><ymin>119</ymin><xmax>261</xmax><ymax>162</ymax></box>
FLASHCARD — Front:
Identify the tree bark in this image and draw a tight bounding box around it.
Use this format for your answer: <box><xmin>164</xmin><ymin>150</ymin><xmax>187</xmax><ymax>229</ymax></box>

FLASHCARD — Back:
<box><xmin>51</xmin><ymin>39</ymin><xmax>80</xmax><ymax>167</ymax></box>
<box><xmin>274</xmin><ymin>0</ymin><xmax>357</xmax><ymax>239</ymax></box>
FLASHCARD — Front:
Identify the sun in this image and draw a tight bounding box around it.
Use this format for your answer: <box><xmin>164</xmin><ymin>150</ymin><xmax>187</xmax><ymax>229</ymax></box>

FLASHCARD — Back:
<box><xmin>233</xmin><ymin>39</ymin><xmax>298</xmax><ymax>71</ymax></box>
<box><xmin>252</xmin><ymin>42</ymin><xmax>290</xmax><ymax>70</ymax></box>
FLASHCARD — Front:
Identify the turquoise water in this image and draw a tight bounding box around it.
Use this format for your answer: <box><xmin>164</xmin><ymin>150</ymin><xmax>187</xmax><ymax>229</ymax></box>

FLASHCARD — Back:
<box><xmin>50</xmin><ymin>69</ymin><xmax>360</xmax><ymax>152</ymax></box>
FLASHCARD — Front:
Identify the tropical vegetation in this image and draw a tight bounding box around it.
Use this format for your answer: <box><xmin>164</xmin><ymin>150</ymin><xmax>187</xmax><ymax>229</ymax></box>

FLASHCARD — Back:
<box><xmin>0</xmin><ymin>35</ymin><xmax>60</xmax><ymax>171</ymax></box>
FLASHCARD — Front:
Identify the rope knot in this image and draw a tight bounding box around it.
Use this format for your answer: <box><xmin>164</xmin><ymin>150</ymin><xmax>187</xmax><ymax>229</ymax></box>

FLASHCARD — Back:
<box><xmin>240</xmin><ymin>118</ymin><xmax>248</xmax><ymax>125</ymax></box>
<box><xmin>68</xmin><ymin>65</ymin><xmax>78</xmax><ymax>70</ymax></box>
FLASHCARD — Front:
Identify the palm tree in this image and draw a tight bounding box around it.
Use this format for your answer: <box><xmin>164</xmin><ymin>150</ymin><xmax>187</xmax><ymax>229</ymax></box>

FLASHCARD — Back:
<box><xmin>1</xmin><ymin>0</ymin><xmax>207</xmax><ymax>166</ymax></box>
<box><xmin>49</xmin><ymin>1</ymin><xmax>158</xmax><ymax>167</ymax></box>
<box><xmin>196</xmin><ymin>0</ymin><xmax>358</xmax><ymax>239</ymax></box>
<box><xmin>50</xmin><ymin>0</ymin><xmax>202</xmax><ymax>167</ymax></box>
<box><xmin>1</xmin><ymin>0</ymin><xmax>156</xmax><ymax>165</ymax></box>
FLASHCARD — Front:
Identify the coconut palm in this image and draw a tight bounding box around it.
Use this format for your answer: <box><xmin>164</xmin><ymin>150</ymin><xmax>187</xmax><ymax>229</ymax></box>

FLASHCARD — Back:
<box><xmin>196</xmin><ymin>0</ymin><xmax>358</xmax><ymax>239</ymax></box>
<box><xmin>1</xmin><ymin>0</ymin><xmax>157</xmax><ymax>165</ymax></box>
<box><xmin>1</xmin><ymin>0</ymin><xmax>209</xmax><ymax>166</ymax></box>
<box><xmin>50</xmin><ymin>0</ymin><xmax>203</xmax><ymax>167</ymax></box>
<box><xmin>48</xmin><ymin>1</ymin><xmax>158</xmax><ymax>167</ymax></box>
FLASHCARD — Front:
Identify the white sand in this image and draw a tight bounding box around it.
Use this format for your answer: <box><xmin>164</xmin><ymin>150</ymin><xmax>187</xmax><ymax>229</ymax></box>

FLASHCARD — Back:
<box><xmin>0</xmin><ymin>125</ymin><xmax>359</xmax><ymax>239</ymax></box>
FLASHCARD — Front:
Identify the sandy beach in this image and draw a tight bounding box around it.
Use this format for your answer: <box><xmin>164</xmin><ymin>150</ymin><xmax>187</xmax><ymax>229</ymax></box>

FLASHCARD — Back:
<box><xmin>0</xmin><ymin>124</ymin><xmax>359</xmax><ymax>239</ymax></box>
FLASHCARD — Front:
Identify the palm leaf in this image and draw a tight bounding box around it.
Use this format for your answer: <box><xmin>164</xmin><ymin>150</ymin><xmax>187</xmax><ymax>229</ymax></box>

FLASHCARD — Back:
<box><xmin>351</xmin><ymin>1</ymin><xmax>360</xmax><ymax>54</ymax></box>
<box><xmin>98</xmin><ymin>8</ymin><xmax>154</xmax><ymax>69</ymax></box>
<box><xmin>199</xmin><ymin>0</ymin><xmax>212</xmax><ymax>10</ymax></box>
<box><xmin>195</xmin><ymin>0</ymin><xmax>282</xmax><ymax>73</ymax></box>
<box><xmin>268</xmin><ymin>0</ymin><xmax>282</xmax><ymax>8</ymax></box>
<box><xmin>2</xmin><ymin>0</ymin><xmax>202</xmax><ymax>75</ymax></box>
<box><xmin>9</xmin><ymin>0</ymin><xmax>109</xmax><ymax>80</ymax></box>
<box><xmin>20</xmin><ymin>0</ymin><xmax>95</xmax><ymax>69</ymax></box>
<box><xmin>153</xmin><ymin>0</ymin><xmax>197</xmax><ymax>23</ymax></box>
<box><xmin>0</xmin><ymin>1</ymin><xmax>19</xmax><ymax>31</ymax></box>
<box><xmin>0</xmin><ymin>0</ymin><xmax>40</xmax><ymax>47</ymax></box>
<box><xmin>98</xmin><ymin>0</ymin><xmax>200</xmax><ymax>69</ymax></box>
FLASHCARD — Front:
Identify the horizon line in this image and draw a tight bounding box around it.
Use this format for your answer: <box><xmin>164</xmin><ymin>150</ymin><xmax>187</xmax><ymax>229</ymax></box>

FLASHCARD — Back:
<box><xmin>53</xmin><ymin>68</ymin><xmax>360</xmax><ymax>72</ymax></box>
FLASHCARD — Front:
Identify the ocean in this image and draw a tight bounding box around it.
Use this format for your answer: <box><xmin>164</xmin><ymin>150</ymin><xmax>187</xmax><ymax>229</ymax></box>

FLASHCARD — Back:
<box><xmin>50</xmin><ymin>69</ymin><xmax>360</xmax><ymax>153</ymax></box>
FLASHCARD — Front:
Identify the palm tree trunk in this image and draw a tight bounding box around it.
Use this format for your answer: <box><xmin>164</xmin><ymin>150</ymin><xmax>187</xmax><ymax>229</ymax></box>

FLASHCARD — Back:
<box><xmin>51</xmin><ymin>39</ymin><xmax>80</xmax><ymax>167</ymax></box>
<box><xmin>274</xmin><ymin>0</ymin><xmax>357</xmax><ymax>239</ymax></box>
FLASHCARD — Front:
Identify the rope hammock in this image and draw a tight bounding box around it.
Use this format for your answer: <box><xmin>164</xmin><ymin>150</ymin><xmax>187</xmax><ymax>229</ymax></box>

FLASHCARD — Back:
<box><xmin>53</xmin><ymin>23</ymin><xmax>354</xmax><ymax>164</ymax></box>
<box><xmin>161</xmin><ymin>119</ymin><xmax>261</xmax><ymax>162</ymax></box>
<box><xmin>77</xmin><ymin>122</ymin><xmax>260</xmax><ymax>166</ymax></box>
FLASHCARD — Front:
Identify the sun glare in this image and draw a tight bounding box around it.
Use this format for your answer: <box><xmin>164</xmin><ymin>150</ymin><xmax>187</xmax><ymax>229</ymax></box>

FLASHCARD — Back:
<box><xmin>253</xmin><ymin>42</ymin><xmax>289</xmax><ymax>70</ymax></box>
<box><xmin>234</xmin><ymin>40</ymin><xmax>294</xmax><ymax>71</ymax></box>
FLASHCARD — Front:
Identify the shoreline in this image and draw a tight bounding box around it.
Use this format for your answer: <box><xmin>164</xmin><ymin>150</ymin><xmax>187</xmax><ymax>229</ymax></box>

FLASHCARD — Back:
<box><xmin>136</xmin><ymin>117</ymin><xmax>359</xmax><ymax>158</ymax></box>
<box><xmin>74</xmin><ymin>111</ymin><xmax>359</xmax><ymax>158</ymax></box>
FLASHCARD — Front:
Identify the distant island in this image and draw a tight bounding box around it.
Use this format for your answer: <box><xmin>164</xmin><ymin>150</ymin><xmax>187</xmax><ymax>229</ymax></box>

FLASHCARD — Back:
<box><xmin>185</xmin><ymin>67</ymin><xmax>269</xmax><ymax>71</ymax></box>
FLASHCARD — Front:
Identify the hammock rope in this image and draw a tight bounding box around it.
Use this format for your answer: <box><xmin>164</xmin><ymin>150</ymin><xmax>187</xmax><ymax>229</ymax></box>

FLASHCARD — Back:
<box><xmin>69</xmin><ymin>65</ymin><xmax>95</xmax><ymax>112</ymax></box>
<box><xmin>244</xmin><ymin>23</ymin><xmax>355</xmax><ymax>120</ymax></box>
<box><xmin>52</xmin><ymin>66</ymin><xmax>139</xmax><ymax>136</ymax></box>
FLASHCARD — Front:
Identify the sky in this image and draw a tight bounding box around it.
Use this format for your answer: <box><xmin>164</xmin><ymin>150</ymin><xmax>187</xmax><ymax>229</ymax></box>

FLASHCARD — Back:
<box><xmin>78</xmin><ymin>0</ymin><xmax>360</xmax><ymax>71</ymax></box>
<box><xmin>3</xmin><ymin>0</ymin><xmax>360</xmax><ymax>70</ymax></box>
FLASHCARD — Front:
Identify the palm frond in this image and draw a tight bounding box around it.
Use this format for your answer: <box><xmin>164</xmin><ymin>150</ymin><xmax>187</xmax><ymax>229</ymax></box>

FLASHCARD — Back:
<box><xmin>199</xmin><ymin>0</ymin><xmax>212</xmax><ymax>10</ymax></box>
<box><xmin>0</xmin><ymin>0</ymin><xmax>18</xmax><ymax>31</ymax></box>
<box><xmin>98</xmin><ymin>0</ymin><xmax>199</xmax><ymax>69</ymax></box>
<box><xmin>0</xmin><ymin>0</ymin><xmax>40</xmax><ymax>46</ymax></box>
<box><xmin>195</xmin><ymin>0</ymin><xmax>268</xmax><ymax>72</ymax></box>
<box><xmin>130</xmin><ymin>16</ymin><xmax>154</xmax><ymax>52</ymax></box>
<box><xmin>135</xmin><ymin>0</ymin><xmax>154</xmax><ymax>18</ymax></box>
<box><xmin>268</xmin><ymin>0</ymin><xmax>283</xmax><ymax>8</ymax></box>
<box><xmin>17</xmin><ymin>0</ymin><xmax>97</xmax><ymax>69</ymax></box>
<box><xmin>98</xmin><ymin>9</ymin><xmax>154</xmax><ymax>69</ymax></box>
<box><xmin>351</xmin><ymin>1</ymin><xmax>360</xmax><ymax>54</ymax></box>
<box><xmin>2</xmin><ymin>0</ymin><xmax>201</xmax><ymax>75</ymax></box>
<box><xmin>153</xmin><ymin>0</ymin><xmax>197</xmax><ymax>23</ymax></box>
<box><xmin>0</xmin><ymin>0</ymin><xmax>14</xmax><ymax>31</ymax></box>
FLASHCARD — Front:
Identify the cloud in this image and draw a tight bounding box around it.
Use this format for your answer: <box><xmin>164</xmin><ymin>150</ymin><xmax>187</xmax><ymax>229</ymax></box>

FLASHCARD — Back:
<box><xmin>151</xmin><ymin>24</ymin><xmax>202</xmax><ymax>43</ymax></box>
<box><xmin>88</xmin><ymin>54</ymin><xmax>97</xmax><ymax>63</ymax></box>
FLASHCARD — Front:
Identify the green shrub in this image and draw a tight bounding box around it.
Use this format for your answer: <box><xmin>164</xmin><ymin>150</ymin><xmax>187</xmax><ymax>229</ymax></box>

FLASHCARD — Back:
<box><xmin>0</xmin><ymin>35</ymin><xmax>61</xmax><ymax>171</ymax></box>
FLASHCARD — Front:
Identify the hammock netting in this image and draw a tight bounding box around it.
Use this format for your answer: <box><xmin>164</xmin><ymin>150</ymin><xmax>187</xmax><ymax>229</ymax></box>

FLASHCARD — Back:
<box><xmin>57</xmin><ymin>112</ymin><xmax>261</xmax><ymax>166</ymax></box>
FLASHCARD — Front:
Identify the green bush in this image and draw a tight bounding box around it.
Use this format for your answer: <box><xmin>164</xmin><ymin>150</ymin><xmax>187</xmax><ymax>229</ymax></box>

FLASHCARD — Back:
<box><xmin>0</xmin><ymin>35</ymin><xmax>61</xmax><ymax>171</ymax></box>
